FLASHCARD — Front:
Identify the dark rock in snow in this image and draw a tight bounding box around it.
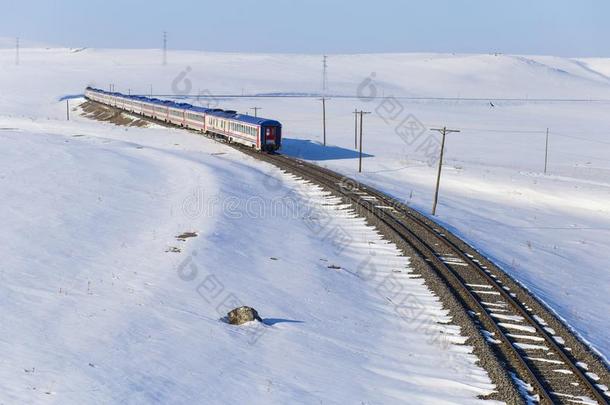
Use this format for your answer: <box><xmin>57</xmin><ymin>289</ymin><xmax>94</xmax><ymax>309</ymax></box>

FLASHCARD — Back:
<box><xmin>227</xmin><ymin>306</ymin><xmax>262</xmax><ymax>325</ymax></box>
<box><xmin>176</xmin><ymin>231</ymin><xmax>198</xmax><ymax>241</ymax></box>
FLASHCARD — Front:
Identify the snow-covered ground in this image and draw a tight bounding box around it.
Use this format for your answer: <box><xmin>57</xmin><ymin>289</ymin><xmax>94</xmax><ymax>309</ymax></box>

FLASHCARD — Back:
<box><xmin>0</xmin><ymin>49</ymin><xmax>508</xmax><ymax>404</ymax></box>
<box><xmin>0</xmin><ymin>47</ymin><xmax>609</xmax><ymax>402</ymax></box>
<box><xmin>0</xmin><ymin>120</ymin><xmax>501</xmax><ymax>404</ymax></box>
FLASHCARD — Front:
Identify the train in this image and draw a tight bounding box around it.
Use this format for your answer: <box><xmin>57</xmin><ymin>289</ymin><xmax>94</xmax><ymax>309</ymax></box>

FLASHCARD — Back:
<box><xmin>84</xmin><ymin>87</ymin><xmax>282</xmax><ymax>151</ymax></box>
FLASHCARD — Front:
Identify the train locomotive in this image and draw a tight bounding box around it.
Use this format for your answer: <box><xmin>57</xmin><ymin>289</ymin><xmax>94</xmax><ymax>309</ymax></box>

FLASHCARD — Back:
<box><xmin>84</xmin><ymin>87</ymin><xmax>282</xmax><ymax>151</ymax></box>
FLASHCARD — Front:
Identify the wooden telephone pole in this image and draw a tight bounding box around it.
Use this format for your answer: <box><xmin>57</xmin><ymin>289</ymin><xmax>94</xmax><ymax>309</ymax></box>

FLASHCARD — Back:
<box><xmin>320</xmin><ymin>55</ymin><xmax>329</xmax><ymax>146</ymax></box>
<box><xmin>358</xmin><ymin>110</ymin><xmax>371</xmax><ymax>173</ymax></box>
<box><xmin>430</xmin><ymin>127</ymin><xmax>460</xmax><ymax>216</ymax></box>
<box><xmin>162</xmin><ymin>31</ymin><xmax>167</xmax><ymax>65</ymax></box>
<box><xmin>250</xmin><ymin>107</ymin><xmax>262</xmax><ymax>117</ymax></box>
<box><xmin>319</xmin><ymin>97</ymin><xmax>328</xmax><ymax>145</ymax></box>
<box><xmin>353</xmin><ymin>109</ymin><xmax>358</xmax><ymax>149</ymax></box>
<box><xmin>544</xmin><ymin>128</ymin><xmax>549</xmax><ymax>174</ymax></box>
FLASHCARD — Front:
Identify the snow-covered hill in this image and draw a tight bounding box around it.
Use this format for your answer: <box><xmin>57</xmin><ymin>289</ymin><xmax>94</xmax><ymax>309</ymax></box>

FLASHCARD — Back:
<box><xmin>0</xmin><ymin>48</ymin><xmax>609</xmax><ymax>402</ymax></box>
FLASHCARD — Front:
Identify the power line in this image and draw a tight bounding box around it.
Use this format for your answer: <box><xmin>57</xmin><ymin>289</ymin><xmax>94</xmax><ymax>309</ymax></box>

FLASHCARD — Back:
<box><xmin>551</xmin><ymin>132</ymin><xmax>610</xmax><ymax>146</ymax></box>
<box><xmin>453</xmin><ymin>127</ymin><xmax>545</xmax><ymax>134</ymax></box>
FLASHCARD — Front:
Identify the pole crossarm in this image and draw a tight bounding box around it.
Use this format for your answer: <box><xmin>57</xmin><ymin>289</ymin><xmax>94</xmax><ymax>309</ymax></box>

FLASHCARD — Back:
<box><xmin>430</xmin><ymin>128</ymin><xmax>461</xmax><ymax>134</ymax></box>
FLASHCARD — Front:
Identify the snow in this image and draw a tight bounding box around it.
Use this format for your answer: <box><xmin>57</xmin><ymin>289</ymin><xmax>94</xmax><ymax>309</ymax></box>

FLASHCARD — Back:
<box><xmin>512</xmin><ymin>343</ymin><xmax>549</xmax><ymax>351</ymax></box>
<box><xmin>1</xmin><ymin>47</ymin><xmax>608</xmax><ymax>402</ymax></box>
<box><xmin>0</xmin><ymin>50</ymin><xmax>510</xmax><ymax>403</ymax></box>
<box><xmin>0</xmin><ymin>124</ymin><xmax>502</xmax><ymax>404</ymax></box>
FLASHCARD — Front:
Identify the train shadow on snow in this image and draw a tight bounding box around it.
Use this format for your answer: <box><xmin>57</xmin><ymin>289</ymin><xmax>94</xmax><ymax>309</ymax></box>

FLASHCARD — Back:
<box><xmin>280</xmin><ymin>138</ymin><xmax>374</xmax><ymax>161</ymax></box>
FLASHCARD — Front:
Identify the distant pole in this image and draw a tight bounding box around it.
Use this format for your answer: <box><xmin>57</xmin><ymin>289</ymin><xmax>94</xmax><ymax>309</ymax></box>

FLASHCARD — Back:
<box><xmin>15</xmin><ymin>37</ymin><xmax>19</xmax><ymax>65</ymax></box>
<box><xmin>353</xmin><ymin>108</ymin><xmax>358</xmax><ymax>149</ymax></box>
<box><xmin>358</xmin><ymin>110</ymin><xmax>371</xmax><ymax>173</ymax></box>
<box><xmin>66</xmin><ymin>100</ymin><xmax>69</xmax><ymax>121</ymax></box>
<box><xmin>322</xmin><ymin>97</ymin><xmax>326</xmax><ymax>145</ymax></box>
<box><xmin>128</xmin><ymin>88</ymin><xmax>131</xmax><ymax>95</ymax></box>
<box><xmin>430</xmin><ymin>127</ymin><xmax>460</xmax><ymax>216</ymax></box>
<box><xmin>322</xmin><ymin>55</ymin><xmax>328</xmax><ymax>93</ymax></box>
<box><xmin>163</xmin><ymin>31</ymin><xmax>167</xmax><ymax>65</ymax></box>
<box><xmin>250</xmin><ymin>107</ymin><xmax>262</xmax><ymax>117</ymax></box>
<box><xmin>544</xmin><ymin>128</ymin><xmax>549</xmax><ymax>174</ymax></box>
<box><xmin>150</xmin><ymin>84</ymin><xmax>153</xmax><ymax>96</ymax></box>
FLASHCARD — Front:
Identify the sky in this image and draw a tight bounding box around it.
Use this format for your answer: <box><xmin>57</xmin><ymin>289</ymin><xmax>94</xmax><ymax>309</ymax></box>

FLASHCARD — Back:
<box><xmin>0</xmin><ymin>0</ymin><xmax>608</xmax><ymax>56</ymax></box>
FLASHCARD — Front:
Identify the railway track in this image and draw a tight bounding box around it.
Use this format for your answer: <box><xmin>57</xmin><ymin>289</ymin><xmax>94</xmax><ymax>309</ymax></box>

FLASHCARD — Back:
<box><xmin>243</xmin><ymin>150</ymin><xmax>610</xmax><ymax>405</ymax></box>
<box><xmin>83</xmin><ymin>100</ymin><xmax>609</xmax><ymax>404</ymax></box>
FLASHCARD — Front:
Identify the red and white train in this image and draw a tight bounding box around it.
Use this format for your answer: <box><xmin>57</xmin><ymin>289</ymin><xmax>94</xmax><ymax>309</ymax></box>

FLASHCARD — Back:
<box><xmin>85</xmin><ymin>87</ymin><xmax>282</xmax><ymax>151</ymax></box>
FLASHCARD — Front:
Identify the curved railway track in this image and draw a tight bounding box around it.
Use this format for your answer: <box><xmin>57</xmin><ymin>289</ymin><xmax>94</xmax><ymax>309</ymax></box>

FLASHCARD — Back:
<box><xmin>84</xmin><ymin>100</ymin><xmax>609</xmax><ymax>404</ymax></box>
<box><xmin>244</xmin><ymin>150</ymin><xmax>610</xmax><ymax>405</ymax></box>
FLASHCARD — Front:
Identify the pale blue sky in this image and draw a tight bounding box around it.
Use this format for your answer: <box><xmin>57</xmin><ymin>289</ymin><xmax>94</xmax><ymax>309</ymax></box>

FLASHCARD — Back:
<box><xmin>1</xmin><ymin>0</ymin><xmax>607</xmax><ymax>56</ymax></box>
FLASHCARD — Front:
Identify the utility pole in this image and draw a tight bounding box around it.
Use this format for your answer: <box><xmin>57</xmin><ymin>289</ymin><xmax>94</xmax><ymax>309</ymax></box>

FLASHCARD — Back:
<box><xmin>322</xmin><ymin>55</ymin><xmax>328</xmax><ymax>94</ymax></box>
<box><xmin>353</xmin><ymin>108</ymin><xmax>359</xmax><ymax>149</ymax></box>
<box><xmin>544</xmin><ymin>128</ymin><xmax>549</xmax><ymax>174</ymax></box>
<box><xmin>15</xmin><ymin>37</ymin><xmax>19</xmax><ymax>65</ymax></box>
<box><xmin>358</xmin><ymin>110</ymin><xmax>371</xmax><ymax>173</ymax></box>
<box><xmin>319</xmin><ymin>97</ymin><xmax>328</xmax><ymax>146</ymax></box>
<box><xmin>150</xmin><ymin>84</ymin><xmax>153</xmax><ymax>97</ymax></box>
<box><xmin>430</xmin><ymin>127</ymin><xmax>460</xmax><ymax>216</ymax></box>
<box><xmin>163</xmin><ymin>31</ymin><xmax>167</xmax><ymax>66</ymax></box>
<box><xmin>128</xmin><ymin>89</ymin><xmax>131</xmax><ymax>95</ymax></box>
<box><xmin>250</xmin><ymin>107</ymin><xmax>262</xmax><ymax>117</ymax></box>
<box><xmin>66</xmin><ymin>99</ymin><xmax>69</xmax><ymax>121</ymax></box>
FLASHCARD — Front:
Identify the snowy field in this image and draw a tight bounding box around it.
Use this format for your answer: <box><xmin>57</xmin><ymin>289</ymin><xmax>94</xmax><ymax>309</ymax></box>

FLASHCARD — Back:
<box><xmin>0</xmin><ymin>46</ymin><xmax>609</xmax><ymax>402</ymax></box>
<box><xmin>0</xmin><ymin>48</ymin><xmax>507</xmax><ymax>404</ymax></box>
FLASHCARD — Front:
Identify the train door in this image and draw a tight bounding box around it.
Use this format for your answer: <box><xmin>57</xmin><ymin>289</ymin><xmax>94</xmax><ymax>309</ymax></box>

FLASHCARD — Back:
<box><xmin>265</xmin><ymin>126</ymin><xmax>276</xmax><ymax>146</ymax></box>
